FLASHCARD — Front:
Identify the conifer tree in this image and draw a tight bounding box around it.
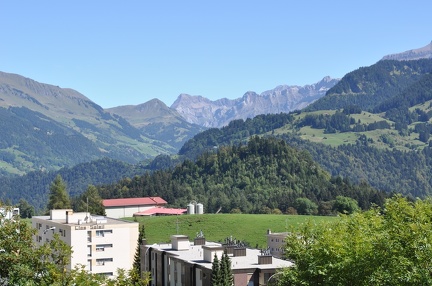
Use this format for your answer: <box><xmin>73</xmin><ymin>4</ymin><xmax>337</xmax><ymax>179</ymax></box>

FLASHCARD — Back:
<box><xmin>211</xmin><ymin>253</ymin><xmax>221</xmax><ymax>286</ymax></box>
<box><xmin>220</xmin><ymin>252</ymin><xmax>233</xmax><ymax>286</ymax></box>
<box><xmin>73</xmin><ymin>185</ymin><xmax>105</xmax><ymax>215</ymax></box>
<box><xmin>133</xmin><ymin>224</ymin><xmax>146</xmax><ymax>273</ymax></box>
<box><xmin>47</xmin><ymin>175</ymin><xmax>71</xmax><ymax>211</ymax></box>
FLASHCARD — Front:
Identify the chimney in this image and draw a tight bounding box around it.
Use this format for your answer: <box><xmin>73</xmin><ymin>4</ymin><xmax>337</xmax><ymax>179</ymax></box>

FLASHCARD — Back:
<box><xmin>233</xmin><ymin>247</ymin><xmax>246</xmax><ymax>257</ymax></box>
<box><xmin>202</xmin><ymin>245</ymin><xmax>224</xmax><ymax>262</ymax></box>
<box><xmin>258</xmin><ymin>255</ymin><xmax>273</xmax><ymax>265</ymax></box>
<box><xmin>66</xmin><ymin>210</ymin><xmax>74</xmax><ymax>224</ymax></box>
<box><xmin>194</xmin><ymin>237</ymin><xmax>206</xmax><ymax>245</ymax></box>
<box><xmin>171</xmin><ymin>235</ymin><xmax>190</xmax><ymax>251</ymax></box>
<box><xmin>224</xmin><ymin>245</ymin><xmax>236</xmax><ymax>255</ymax></box>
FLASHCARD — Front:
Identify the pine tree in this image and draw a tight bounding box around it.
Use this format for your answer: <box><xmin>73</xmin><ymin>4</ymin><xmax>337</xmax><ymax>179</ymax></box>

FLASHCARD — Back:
<box><xmin>47</xmin><ymin>175</ymin><xmax>71</xmax><ymax>211</ymax></box>
<box><xmin>133</xmin><ymin>224</ymin><xmax>146</xmax><ymax>273</ymax></box>
<box><xmin>224</xmin><ymin>253</ymin><xmax>233</xmax><ymax>286</ymax></box>
<box><xmin>211</xmin><ymin>253</ymin><xmax>221</xmax><ymax>286</ymax></box>
<box><xmin>73</xmin><ymin>185</ymin><xmax>105</xmax><ymax>215</ymax></box>
<box><xmin>220</xmin><ymin>252</ymin><xmax>233</xmax><ymax>286</ymax></box>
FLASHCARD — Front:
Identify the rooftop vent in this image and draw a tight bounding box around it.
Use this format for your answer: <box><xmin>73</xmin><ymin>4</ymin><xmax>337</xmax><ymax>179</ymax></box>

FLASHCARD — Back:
<box><xmin>171</xmin><ymin>235</ymin><xmax>190</xmax><ymax>251</ymax></box>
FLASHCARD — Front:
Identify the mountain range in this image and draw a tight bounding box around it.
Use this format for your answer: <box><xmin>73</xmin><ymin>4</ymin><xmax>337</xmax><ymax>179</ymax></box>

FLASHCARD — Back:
<box><xmin>169</xmin><ymin>76</ymin><xmax>339</xmax><ymax>128</ymax></box>
<box><xmin>0</xmin><ymin>41</ymin><xmax>431</xmax><ymax>181</ymax></box>
<box><xmin>1</xmin><ymin>41</ymin><xmax>432</xmax><ymax>211</ymax></box>
<box><xmin>0</xmin><ymin>71</ymin><xmax>177</xmax><ymax>175</ymax></box>
<box><xmin>0</xmin><ymin>72</ymin><xmax>338</xmax><ymax>175</ymax></box>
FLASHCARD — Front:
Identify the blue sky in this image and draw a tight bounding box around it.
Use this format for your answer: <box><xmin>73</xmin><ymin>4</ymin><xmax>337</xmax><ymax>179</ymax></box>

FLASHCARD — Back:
<box><xmin>1</xmin><ymin>1</ymin><xmax>430</xmax><ymax>108</ymax></box>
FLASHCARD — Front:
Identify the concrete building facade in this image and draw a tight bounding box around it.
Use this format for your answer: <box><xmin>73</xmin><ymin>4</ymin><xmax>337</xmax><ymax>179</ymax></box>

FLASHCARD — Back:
<box><xmin>141</xmin><ymin>235</ymin><xmax>293</xmax><ymax>286</ymax></box>
<box><xmin>32</xmin><ymin>209</ymin><xmax>139</xmax><ymax>278</ymax></box>
<box><xmin>266</xmin><ymin>230</ymin><xmax>289</xmax><ymax>259</ymax></box>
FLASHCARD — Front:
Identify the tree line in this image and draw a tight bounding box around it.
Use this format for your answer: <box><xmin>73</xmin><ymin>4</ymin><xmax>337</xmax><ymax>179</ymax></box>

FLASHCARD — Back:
<box><xmin>96</xmin><ymin>136</ymin><xmax>386</xmax><ymax>215</ymax></box>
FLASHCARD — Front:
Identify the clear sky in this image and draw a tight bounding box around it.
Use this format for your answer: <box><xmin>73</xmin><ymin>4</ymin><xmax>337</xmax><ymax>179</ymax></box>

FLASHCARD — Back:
<box><xmin>1</xmin><ymin>1</ymin><xmax>430</xmax><ymax>108</ymax></box>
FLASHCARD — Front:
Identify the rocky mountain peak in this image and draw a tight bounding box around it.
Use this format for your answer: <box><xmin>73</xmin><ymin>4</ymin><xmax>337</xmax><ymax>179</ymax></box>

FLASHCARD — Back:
<box><xmin>382</xmin><ymin>41</ymin><xmax>432</xmax><ymax>61</ymax></box>
<box><xmin>171</xmin><ymin>77</ymin><xmax>339</xmax><ymax>127</ymax></box>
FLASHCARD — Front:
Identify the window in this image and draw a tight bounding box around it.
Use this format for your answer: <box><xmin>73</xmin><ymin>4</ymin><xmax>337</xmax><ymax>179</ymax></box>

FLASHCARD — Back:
<box><xmin>96</xmin><ymin>230</ymin><xmax>112</xmax><ymax>237</ymax></box>
<box><xmin>98</xmin><ymin>272</ymin><xmax>113</xmax><ymax>277</ymax></box>
<box><xmin>59</xmin><ymin>229</ymin><xmax>66</xmax><ymax>237</ymax></box>
<box><xmin>96</xmin><ymin>258</ymin><xmax>113</xmax><ymax>266</ymax></box>
<box><xmin>87</xmin><ymin>231</ymin><xmax>92</xmax><ymax>242</ymax></box>
<box><xmin>87</xmin><ymin>245</ymin><xmax>92</xmax><ymax>257</ymax></box>
<box><xmin>96</xmin><ymin>244</ymin><xmax>113</xmax><ymax>252</ymax></box>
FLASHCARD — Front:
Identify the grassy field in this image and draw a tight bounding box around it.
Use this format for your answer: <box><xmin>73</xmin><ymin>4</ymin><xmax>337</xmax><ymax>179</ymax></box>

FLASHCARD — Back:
<box><xmin>271</xmin><ymin>109</ymin><xmax>430</xmax><ymax>151</ymax></box>
<box><xmin>125</xmin><ymin>214</ymin><xmax>335</xmax><ymax>248</ymax></box>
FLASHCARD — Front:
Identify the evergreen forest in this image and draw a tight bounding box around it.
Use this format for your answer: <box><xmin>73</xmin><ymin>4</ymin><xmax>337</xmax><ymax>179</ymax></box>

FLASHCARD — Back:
<box><xmin>96</xmin><ymin>136</ymin><xmax>386</xmax><ymax>215</ymax></box>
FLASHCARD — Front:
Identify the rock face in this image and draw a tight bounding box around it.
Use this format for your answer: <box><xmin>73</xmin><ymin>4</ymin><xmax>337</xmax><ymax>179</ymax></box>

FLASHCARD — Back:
<box><xmin>382</xmin><ymin>41</ymin><xmax>432</xmax><ymax>61</ymax></box>
<box><xmin>171</xmin><ymin>76</ymin><xmax>339</xmax><ymax>127</ymax></box>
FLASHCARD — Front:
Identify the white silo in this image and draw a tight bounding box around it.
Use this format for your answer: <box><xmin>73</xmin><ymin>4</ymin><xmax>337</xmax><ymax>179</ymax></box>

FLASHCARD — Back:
<box><xmin>187</xmin><ymin>203</ymin><xmax>195</xmax><ymax>215</ymax></box>
<box><xmin>196</xmin><ymin>203</ymin><xmax>204</xmax><ymax>214</ymax></box>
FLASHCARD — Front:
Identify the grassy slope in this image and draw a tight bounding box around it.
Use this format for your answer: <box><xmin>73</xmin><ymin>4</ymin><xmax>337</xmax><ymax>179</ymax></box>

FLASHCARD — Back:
<box><xmin>126</xmin><ymin>214</ymin><xmax>335</xmax><ymax>248</ymax></box>
<box><xmin>273</xmin><ymin>110</ymin><xmax>428</xmax><ymax>151</ymax></box>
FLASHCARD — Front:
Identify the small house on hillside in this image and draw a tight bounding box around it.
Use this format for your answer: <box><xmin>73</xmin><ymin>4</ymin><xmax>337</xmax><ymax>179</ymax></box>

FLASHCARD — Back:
<box><xmin>102</xmin><ymin>197</ymin><xmax>186</xmax><ymax>218</ymax></box>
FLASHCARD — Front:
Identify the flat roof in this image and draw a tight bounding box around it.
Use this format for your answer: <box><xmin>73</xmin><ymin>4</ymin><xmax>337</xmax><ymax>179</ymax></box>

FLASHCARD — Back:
<box><xmin>32</xmin><ymin>215</ymin><xmax>136</xmax><ymax>226</ymax></box>
<box><xmin>103</xmin><ymin>197</ymin><xmax>167</xmax><ymax>207</ymax></box>
<box><xmin>145</xmin><ymin>241</ymin><xmax>293</xmax><ymax>271</ymax></box>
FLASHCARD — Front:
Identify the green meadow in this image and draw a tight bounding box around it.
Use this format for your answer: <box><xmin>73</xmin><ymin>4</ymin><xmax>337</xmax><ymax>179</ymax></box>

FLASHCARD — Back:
<box><xmin>126</xmin><ymin>214</ymin><xmax>335</xmax><ymax>248</ymax></box>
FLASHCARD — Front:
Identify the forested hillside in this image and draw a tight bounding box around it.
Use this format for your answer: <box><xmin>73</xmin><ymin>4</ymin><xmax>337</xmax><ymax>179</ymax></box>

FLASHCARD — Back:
<box><xmin>97</xmin><ymin>136</ymin><xmax>386</xmax><ymax>215</ymax></box>
<box><xmin>0</xmin><ymin>72</ymin><xmax>179</xmax><ymax>175</ymax></box>
<box><xmin>0</xmin><ymin>158</ymin><xmax>148</xmax><ymax>212</ymax></box>
<box><xmin>178</xmin><ymin>111</ymin><xmax>432</xmax><ymax>198</ymax></box>
<box><xmin>306</xmin><ymin>59</ymin><xmax>432</xmax><ymax>112</ymax></box>
<box><xmin>0</xmin><ymin>107</ymin><xmax>101</xmax><ymax>175</ymax></box>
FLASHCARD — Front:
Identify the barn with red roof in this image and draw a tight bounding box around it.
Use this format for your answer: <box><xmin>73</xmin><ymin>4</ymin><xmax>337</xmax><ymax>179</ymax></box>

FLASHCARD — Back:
<box><xmin>102</xmin><ymin>197</ymin><xmax>186</xmax><ymax>218</ymax></box>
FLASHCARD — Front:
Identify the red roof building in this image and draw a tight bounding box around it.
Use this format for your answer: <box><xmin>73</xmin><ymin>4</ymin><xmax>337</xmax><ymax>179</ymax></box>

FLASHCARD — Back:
<box><xmin>134</xmin><ymin>207</ymin><xmax>187</xmax><ymax>216</ymax></box>
<box><xmin>103</xmin><ymin>197</ymin><xmax>167</xmax><ymax>208</ymax></box>
<box><xmin>103</xmin><ymin>197</ymin><xmax>168</xmax><ymax>218</ymax></box>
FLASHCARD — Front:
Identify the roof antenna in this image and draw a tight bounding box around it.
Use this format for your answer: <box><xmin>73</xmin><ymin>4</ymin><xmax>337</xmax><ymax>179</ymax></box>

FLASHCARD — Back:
<box><xmin>84</xmin><ymin>197</ymin><xmax>89</xmax><ymax>222</ymax></box>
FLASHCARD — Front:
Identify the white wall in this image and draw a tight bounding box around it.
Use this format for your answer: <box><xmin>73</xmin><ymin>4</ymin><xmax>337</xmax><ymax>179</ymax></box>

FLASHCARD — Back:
<box><xmin>105</xmin><ymin>205</ymin><xmax>155</xmax><ymax>218</ymax></box>
<box><xmin>32</xmin><ymin>215</ymin><xmax>138</xmax><ymax>278</ymax></box>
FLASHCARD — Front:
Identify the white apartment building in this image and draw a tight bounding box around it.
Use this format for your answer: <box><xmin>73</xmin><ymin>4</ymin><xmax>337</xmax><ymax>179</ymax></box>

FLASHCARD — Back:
<box><xmin>266</xmin><ymin>229</ymin><xmax>289</xmax><ymax>259</ymax></box>
<box><xmin>32</xmin><ymin>209</ymin><xmax>139</xmax><ymax>278</ymax></box>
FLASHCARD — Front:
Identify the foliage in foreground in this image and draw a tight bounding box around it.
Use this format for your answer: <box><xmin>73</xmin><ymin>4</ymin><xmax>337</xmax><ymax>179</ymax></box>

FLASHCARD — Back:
<box><xmin>278</xmin><ymin>196</ymin><xmax>432</xmax><ymax>285</ymax></box>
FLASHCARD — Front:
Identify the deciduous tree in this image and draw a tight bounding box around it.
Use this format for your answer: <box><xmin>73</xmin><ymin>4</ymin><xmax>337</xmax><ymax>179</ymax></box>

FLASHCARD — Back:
<box><xmin>279</xmin><ymin>196</ymin><xmax>432</xmax><ymax>285</ymax></box>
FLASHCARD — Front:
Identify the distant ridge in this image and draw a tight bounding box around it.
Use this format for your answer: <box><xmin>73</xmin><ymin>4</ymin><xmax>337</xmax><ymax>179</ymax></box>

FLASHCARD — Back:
<box><xmin>106</xmin><ymin>99</ymin><xmax>205</xmax><ymax>149</ymax></box>
<box><xmin>171</xmin><ymin>76</ymin><xmax>339</xmax><ymax>128</ymax></box>
<box><xmin>382</xmin><ymin>41</ymin><xmax>432</xmax><ymax>61</ymax></box>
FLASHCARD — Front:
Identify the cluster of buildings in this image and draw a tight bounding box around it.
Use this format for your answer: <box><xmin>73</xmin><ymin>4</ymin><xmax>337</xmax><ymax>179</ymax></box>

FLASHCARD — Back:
<box><xmin>29</xmin><ymin>196</ymin><xmax>292</xmax><ymax>285</ymax></box>
<box><xmin>141</xmin><ymin>234</ymin><xmax>292</xmax><ymax>286</ymax></box>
